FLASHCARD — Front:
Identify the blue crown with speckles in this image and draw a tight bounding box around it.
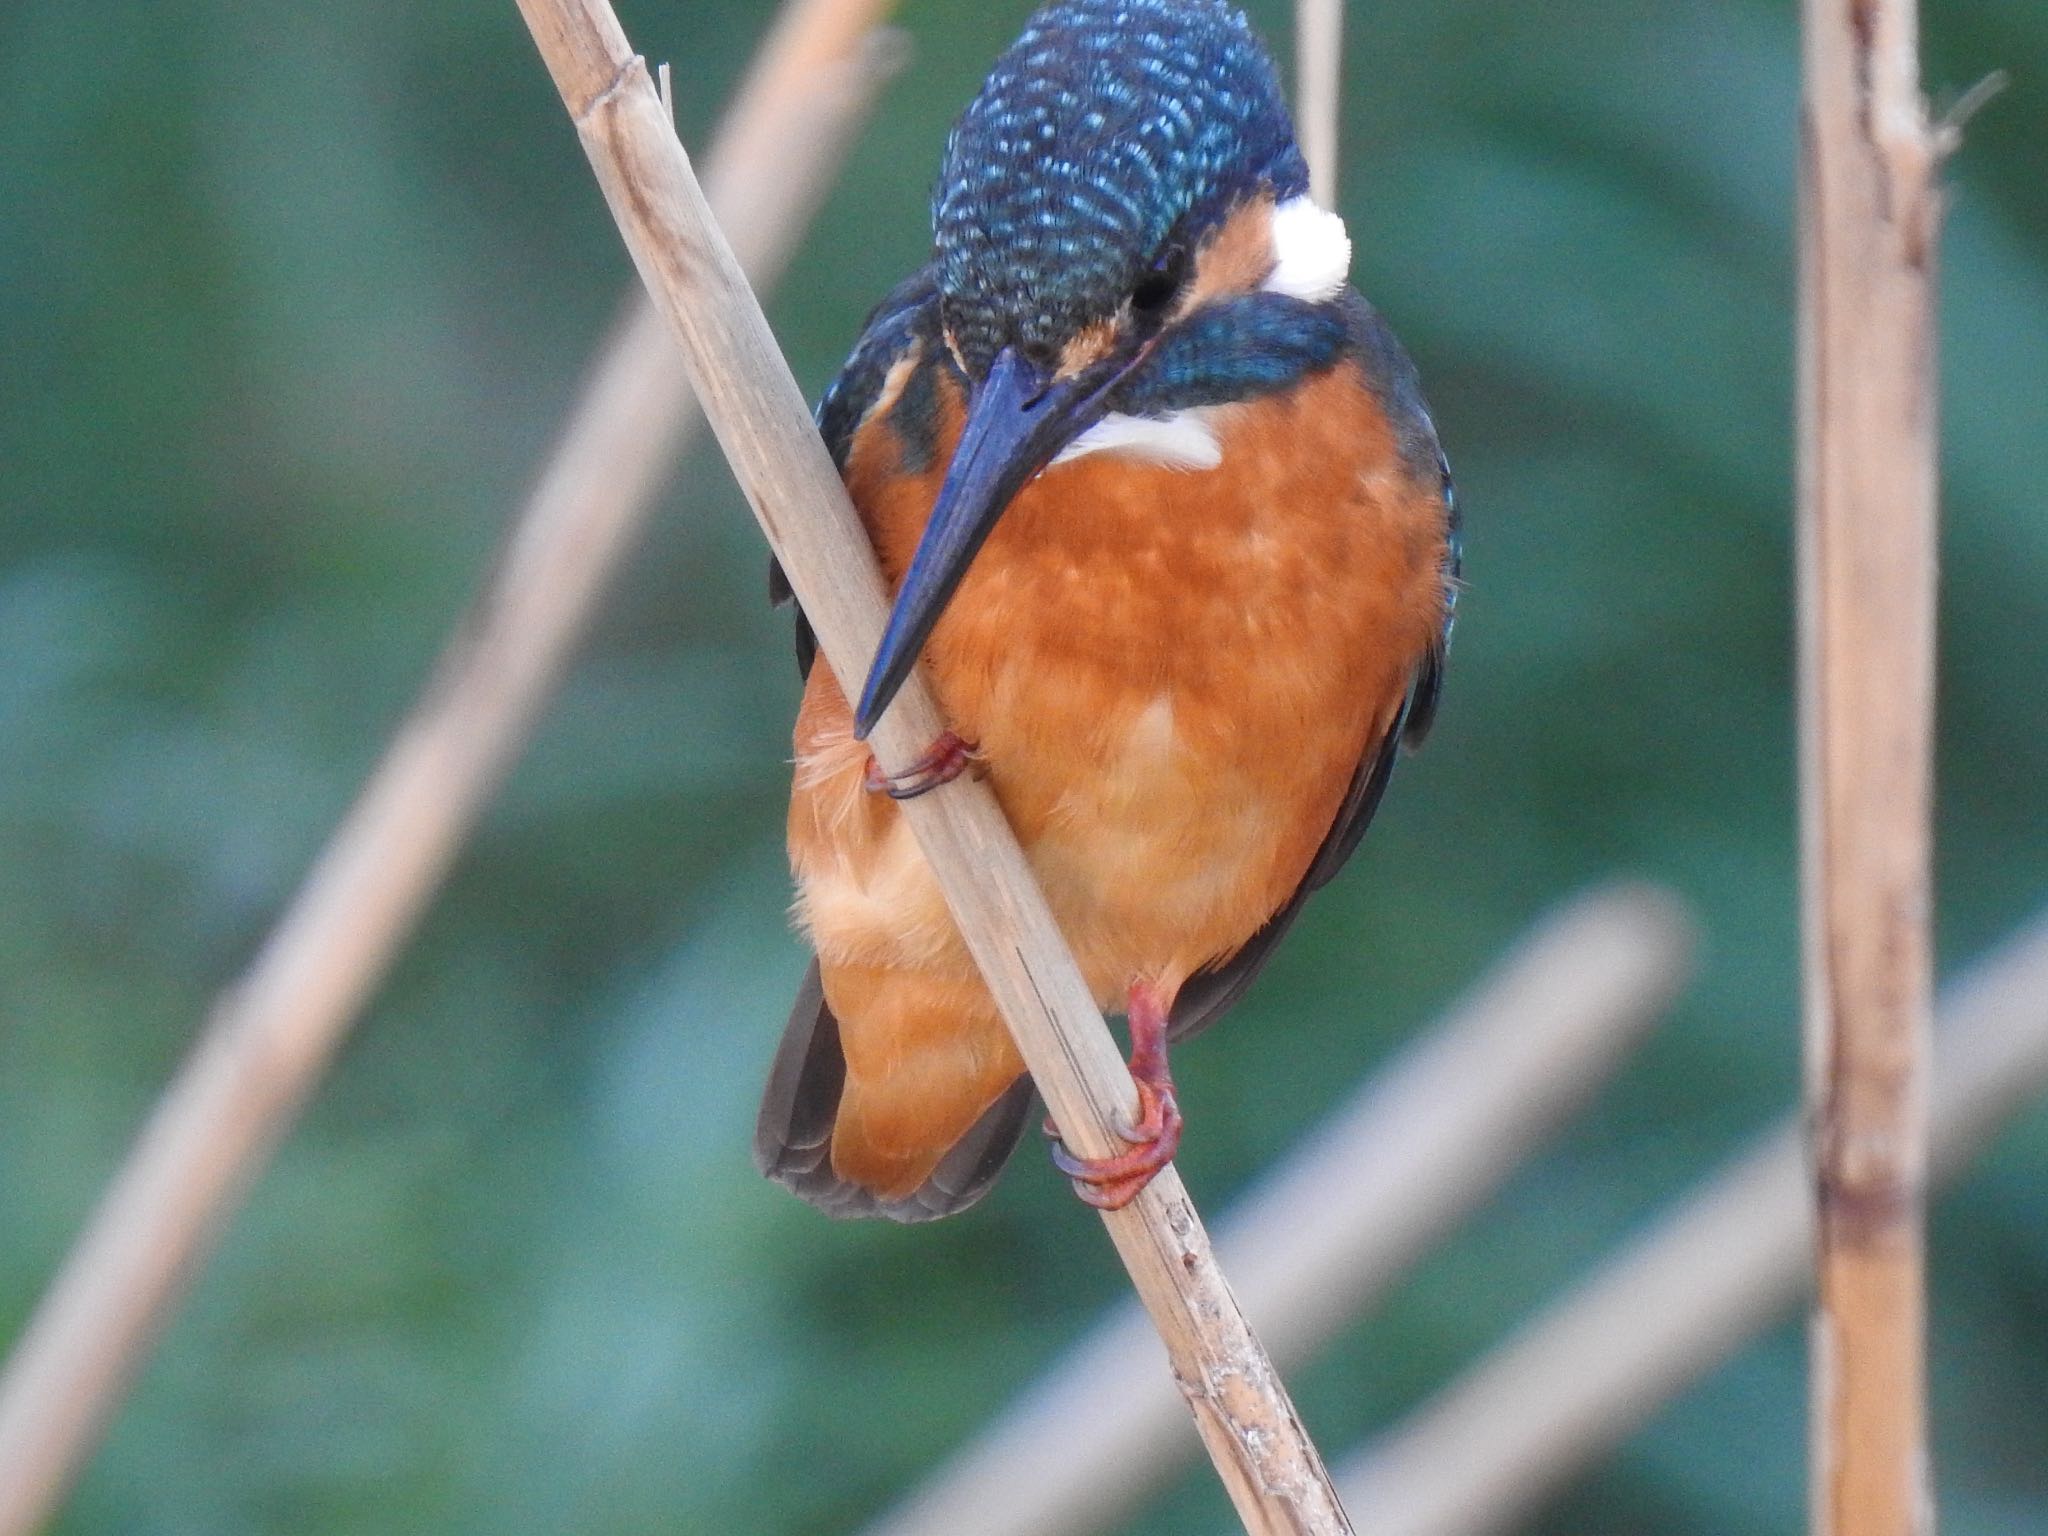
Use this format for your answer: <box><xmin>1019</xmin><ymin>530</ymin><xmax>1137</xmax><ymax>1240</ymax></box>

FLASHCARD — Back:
<box><xmin>933</xmin><ymin>0</ymin><xmax>1307</xmax><ymax>375</ymax></box>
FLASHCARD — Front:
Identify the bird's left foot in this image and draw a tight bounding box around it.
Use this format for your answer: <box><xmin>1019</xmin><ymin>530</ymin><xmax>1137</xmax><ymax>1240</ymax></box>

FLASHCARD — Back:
<box><xmin>864</xmin><ymin>730</ymin><xmax>980</xmax><ymax>800</ymax></box>
<box><xmin>1045</xmin><ymin>982</ymin><xmax>1183</xmax><ymax>1210</ymax></box>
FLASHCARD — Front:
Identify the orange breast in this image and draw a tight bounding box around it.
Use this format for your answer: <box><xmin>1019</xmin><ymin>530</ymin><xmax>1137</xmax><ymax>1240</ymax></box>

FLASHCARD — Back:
<box><xmin>788</xmin><ymin>360</ymin><xmax>1449</xmax><ymax>1008</ymax></box>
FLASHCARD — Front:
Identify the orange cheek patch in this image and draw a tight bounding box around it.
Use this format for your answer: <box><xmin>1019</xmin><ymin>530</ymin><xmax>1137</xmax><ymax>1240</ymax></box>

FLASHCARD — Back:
<box><xmin>1059</xmin><ymin>320</ymin><xmax>1119</xmax><ymax>376</ymax></box>
<box><xmin>1178</xmin><ymin>196</ymin><xmax>1277</xmax><ymax>316</ymax></box>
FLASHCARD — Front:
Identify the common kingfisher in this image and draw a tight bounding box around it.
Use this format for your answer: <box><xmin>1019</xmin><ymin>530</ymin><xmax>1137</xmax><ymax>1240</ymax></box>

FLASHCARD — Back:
<box><xmin>755</xmin><ymin>0</ymin><xmax>1459</xmax><ymax>1220</ymax></box>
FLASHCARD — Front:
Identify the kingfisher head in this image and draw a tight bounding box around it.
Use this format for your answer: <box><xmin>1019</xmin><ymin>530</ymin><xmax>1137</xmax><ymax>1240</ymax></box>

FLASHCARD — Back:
<box><xmin>854</xmin><ymin>0</ymin><xmax>1355</xmax><ymax>736</ymax></box>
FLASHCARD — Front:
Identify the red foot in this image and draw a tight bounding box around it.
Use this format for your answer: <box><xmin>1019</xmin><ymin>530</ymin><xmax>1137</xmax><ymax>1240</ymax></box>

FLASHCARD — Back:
<box><xmin>864</xmin><ymin>730</ymin><xmax>979</xmax><ymax>800</ymax></box>
<box><xmin>1045</xmin><ymin>982</ymin><xmax>1183</xmax><ymax>1210</ymax></box>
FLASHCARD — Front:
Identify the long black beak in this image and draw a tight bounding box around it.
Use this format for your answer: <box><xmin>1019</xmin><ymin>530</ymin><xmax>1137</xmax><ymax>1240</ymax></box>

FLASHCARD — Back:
<box><xmin>853</xmin><ymin>346</ymin><xmax>1112</xmax><ymax>738</ymax></box>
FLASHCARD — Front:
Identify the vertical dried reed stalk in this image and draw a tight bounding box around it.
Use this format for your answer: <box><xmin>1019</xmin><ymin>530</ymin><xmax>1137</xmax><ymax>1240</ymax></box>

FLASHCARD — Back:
<box><xmin>511</xmin><ymin>1</ymin><xmax>1353</xmax><ymax>1529</ymax></box>
<box><xmin>1796</xmin><ymin>0</ymin><xmax>1946</xmax><ymax>1532</ymax></box>
<box><xmin>0</xmin><ymin>6</ymin><xmax>897</xmax><ymax>1532</ymax></box>
<box><xmin>1296</xmin><ymin>0</ymin><xmax>1343</xmax><ymax>204</ymax></box>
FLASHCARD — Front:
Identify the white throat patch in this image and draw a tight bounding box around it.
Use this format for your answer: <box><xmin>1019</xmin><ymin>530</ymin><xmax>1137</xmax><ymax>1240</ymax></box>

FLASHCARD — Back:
<box><xmin>1263</xmin><ymin>195</ymin><xmax>1352</xmax><ymax>303</ymax></box>
<box><xmin>1052</xmin><ymin>408</ymin><xmax>1224</xmax><ymax>471</ymax></box>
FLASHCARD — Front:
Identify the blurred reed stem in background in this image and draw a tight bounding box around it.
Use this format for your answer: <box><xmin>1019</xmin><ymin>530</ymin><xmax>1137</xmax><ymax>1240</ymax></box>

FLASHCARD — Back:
<box><xmin>0</xmin><ymin>4</ymin><xmax>902</xmax><ymax>1530</ymax></box>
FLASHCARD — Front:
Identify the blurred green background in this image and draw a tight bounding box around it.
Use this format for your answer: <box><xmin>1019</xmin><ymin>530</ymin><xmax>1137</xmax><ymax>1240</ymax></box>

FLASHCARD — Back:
<box><xmin>3</xmin><ymin>0</ymin><xmax>2044</xmax><ymax>1530</ymax></box>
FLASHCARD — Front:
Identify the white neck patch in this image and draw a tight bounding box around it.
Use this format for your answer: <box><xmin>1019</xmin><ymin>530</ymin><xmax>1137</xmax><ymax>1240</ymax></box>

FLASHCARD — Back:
<box><xmin>1263</xmin><ymin>195</ymin><xmax>1352</xmax><ymax>303</ymax></box>
<box><xmin>1052</xmin><ymin>407</ymin><xmax>1224</xmax><ymax>471</ymax></box>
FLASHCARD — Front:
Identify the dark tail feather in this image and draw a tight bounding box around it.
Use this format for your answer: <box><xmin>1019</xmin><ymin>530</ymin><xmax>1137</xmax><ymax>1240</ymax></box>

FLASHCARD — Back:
<box><xmin>753</xmin><ymin>965</ymin><xmax>844</xmax><ymax>1194</ymax></box>
<box><xmin>753</xmin><ymin>963</ymin><xmax>1035</xmax><ymax>1223</ymax></box>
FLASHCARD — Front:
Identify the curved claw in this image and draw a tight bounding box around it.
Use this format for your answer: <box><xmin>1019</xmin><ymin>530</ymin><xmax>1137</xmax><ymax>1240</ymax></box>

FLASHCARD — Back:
<box><xmin>864</xmin><ymin>730</ymin><xmax>980</xmax><ymax>800</ymax></box>
<box><xmin>1068</xmin><ymin>1167</ymin><xmax>1166</xmax><ymax>1211</ymax></box>
<box><xmin>1040</xmin><ymin>1075</ymin><xmax>1168</xmax><ymax>1146</ymax></box>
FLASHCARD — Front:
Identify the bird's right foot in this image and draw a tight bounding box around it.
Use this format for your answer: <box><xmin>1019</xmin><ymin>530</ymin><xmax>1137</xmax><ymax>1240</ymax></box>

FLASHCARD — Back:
<box><xmin>1043</xmin><ymin>982</ymin><xmax>1184</xmax><ymax>1210</ymax></box>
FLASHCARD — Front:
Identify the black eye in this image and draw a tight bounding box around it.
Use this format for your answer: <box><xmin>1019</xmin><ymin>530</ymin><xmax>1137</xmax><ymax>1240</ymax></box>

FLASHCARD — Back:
<box><xmin>1131</xmin><ymin>245</ymin><xmax>1188</xmax><ymax>315</ymax></box>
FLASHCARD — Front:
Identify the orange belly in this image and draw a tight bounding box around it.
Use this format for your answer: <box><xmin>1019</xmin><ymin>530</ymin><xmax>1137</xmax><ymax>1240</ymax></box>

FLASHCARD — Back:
<box><xmin>787</xmin><ymin>363</ymin><xmax>1446</xmax><ymax>1198</ymax></box>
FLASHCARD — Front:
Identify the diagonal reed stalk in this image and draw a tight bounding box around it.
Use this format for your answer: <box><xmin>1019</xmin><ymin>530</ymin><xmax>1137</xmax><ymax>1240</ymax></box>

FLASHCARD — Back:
<box><xmin>1797</xmin><ymin>1</ymin><xmax>1948</xmax><ymax>1531</ymax></box>
<box><xmin>511</xmin><ymin>1</ymin><xmax>1354</xmax><ymax>1530</ymax></box>
<box><xmin>1337</xmin><ymin>903</ymin><xmax>2048</xmax><ymax>1536</ymax></box>
<box><xmin>0</xmin><ymin>4</ymin><xmax>899</xmax><ymax>1531</ymax></box>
